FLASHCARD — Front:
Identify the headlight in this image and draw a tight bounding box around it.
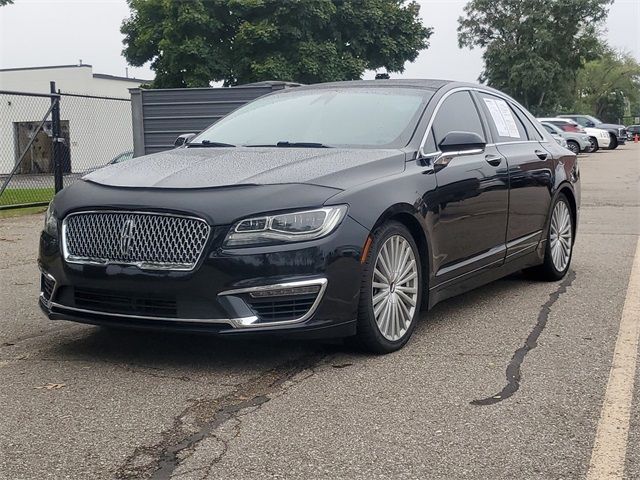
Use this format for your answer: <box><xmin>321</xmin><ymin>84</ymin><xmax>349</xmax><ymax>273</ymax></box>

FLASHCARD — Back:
<box><xmin>43</xmin><ymin>202</ymin><xmax>58</xmax><ymax>237</ymax></box>
<box><xmin>224</xmin><ymin>205</ymin><xmax>348</xmax><ymax>247</ymax></box>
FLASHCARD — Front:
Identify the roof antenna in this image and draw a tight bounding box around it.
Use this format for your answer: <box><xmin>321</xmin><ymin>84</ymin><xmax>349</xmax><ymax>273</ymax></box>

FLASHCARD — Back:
<box><xmin>78</xmin><ymin>59</ymin><xmax>83</xmax><ymax>66</ymax></box>
<box><xmin>125</xmin><ymin>67</ymin><xmax>129</xmax><ymax>78</ymax></box>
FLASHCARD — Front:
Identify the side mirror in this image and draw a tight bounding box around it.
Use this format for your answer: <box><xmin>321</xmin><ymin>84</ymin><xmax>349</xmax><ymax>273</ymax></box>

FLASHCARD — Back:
<box><xmin>586</xmin><ymin>121</ymin><xmax>595</xmax><ymax>128</ymax></box>
<box><xmin>438</xmin><ymin>131</ymin><xmax>486</xmax><ymax>153</ymax></box>
<box><xmin>174</xmin><ymin>133</ymin><xmax>196</xmax><ymax>148</ymax></box>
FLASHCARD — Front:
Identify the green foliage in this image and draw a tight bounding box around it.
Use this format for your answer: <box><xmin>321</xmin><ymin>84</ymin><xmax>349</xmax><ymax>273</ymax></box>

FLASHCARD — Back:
<box><xmin>571</xmin><ymin>48</ymin><xmax>640</xmax><ymax>123</ymax></box>
<box><xmin>0</xmin><ymin>0</ymin><xmax>14</xmax><ymax>5</ymax></box>
<box><xmin>458</xmin><ymin>0</ymin><xmax>612</xmax><ymax>115</ymax></box>
<box><xmin>122</xmin><ymin>0</ymin><xmax>432</xmax><ymax>88</ymax></box>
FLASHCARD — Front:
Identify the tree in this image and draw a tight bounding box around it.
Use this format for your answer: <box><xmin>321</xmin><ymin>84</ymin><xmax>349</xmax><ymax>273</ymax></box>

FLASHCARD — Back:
<box><xmin>122</xmin><ymin>0</ymin><xmax>432</xmax><ymax>88</ymax></box>
<box><xmin>0</xmin><ymin>0</ymin><xmax>14</xmax><ymax>5</ymax></box>
<box><xmin>458</xmin><ymin>0</ymin><xmax>612</xmax><ymax>115</ymax></box>
<box><xmin>571</xmin><ymin>47</ymin><xmax>640</xmax><ymax>122</ymax></box>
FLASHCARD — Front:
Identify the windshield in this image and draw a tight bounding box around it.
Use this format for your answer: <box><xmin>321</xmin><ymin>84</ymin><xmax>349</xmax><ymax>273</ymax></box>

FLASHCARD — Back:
<box><xmin>586</xmin><ymin>115</ymin><xmax>603</xmax><ymax>124</ymax></box>
<box><xmin>192</xmin><ymin>87</ymin><xmax>433</xmax><ymax>149</ymax></box>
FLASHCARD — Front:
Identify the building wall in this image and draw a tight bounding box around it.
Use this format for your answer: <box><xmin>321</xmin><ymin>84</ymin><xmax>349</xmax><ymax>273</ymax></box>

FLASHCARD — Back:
<box><xmin>132</xmin><ymin>83</ymin><xmax>295</xmax><ymax>156</ymax></box>
<box><xmin>0</xmin><ymin>65</ymin><xmax>148</xmax><ymax>174</ymax></box>
<box><xmin>0</xmin><ymin>65</ymin><xmax>145</xmax><ymax>96</ymax></box>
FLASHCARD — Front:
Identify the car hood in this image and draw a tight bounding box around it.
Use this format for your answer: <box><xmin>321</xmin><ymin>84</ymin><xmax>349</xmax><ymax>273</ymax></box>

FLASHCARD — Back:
<box><xmin>83</xmin><ymin>147</ymin><xmax>406</xmax><ymax>190</ymax></box>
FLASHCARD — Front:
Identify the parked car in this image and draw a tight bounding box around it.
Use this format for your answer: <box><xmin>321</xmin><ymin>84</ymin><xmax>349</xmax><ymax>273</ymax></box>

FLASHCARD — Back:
<box><xmin>558</xmin><ymin>114</ymin><xmax>627</xmax><ymax>149</ymax></box>
<box><xmin>538</xmin><ymin>122</ymin><xmax>569</xmax><ymax>148</ymax></box>
<box><xmin>583</xmin><ymin>127</ymin><xmax>611</xmax><ymax>151</ymax></box>
<box><xmin>538</xmin><ymin>120</ymin><xmax>591</xmax><ymax>154</ymax></box>
<box><xmin>539</xmin><ymin>117</ymin><xmax>609</xmax><ymax>152</ymax></box>
<box><xmin>39</xmin><ymin>80</ymin><xmax>580</xmax><ymax>353</ymax></box>
<box><xmin>108</xmin><ymin>150</ymin><xmax>134</xmax><ymax>165</ymax></box>
<box><xmin>626</xmin><ymin>125</ymin><xmax>640</xmax><ymax>141</ymax></box>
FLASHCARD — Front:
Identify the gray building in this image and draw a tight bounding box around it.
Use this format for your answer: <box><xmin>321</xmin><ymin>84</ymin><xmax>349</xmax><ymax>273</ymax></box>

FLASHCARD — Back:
<box><xmin>130</xmin><ymin>81</ymin><xmax>300</xmax><ymax>157</ymax></box>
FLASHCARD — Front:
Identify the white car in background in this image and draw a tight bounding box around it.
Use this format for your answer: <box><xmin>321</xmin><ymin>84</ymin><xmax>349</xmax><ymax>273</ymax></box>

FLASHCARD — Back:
<box><xmin>539</xmin><ymin>117</ymin><xmax>610</xmax><ymax>152</ymax></box>
<box><xmin>583</xmin><ymin>127</ymin><xmax>611</xmax><ymax>151</ymax></box>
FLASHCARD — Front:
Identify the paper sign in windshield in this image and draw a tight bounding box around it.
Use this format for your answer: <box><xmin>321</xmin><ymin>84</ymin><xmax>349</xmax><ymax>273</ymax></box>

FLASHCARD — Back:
<box><xmin>483</xmin><ymin>98</ymin><xmax>521</xmax><ymax>138</ymax></box>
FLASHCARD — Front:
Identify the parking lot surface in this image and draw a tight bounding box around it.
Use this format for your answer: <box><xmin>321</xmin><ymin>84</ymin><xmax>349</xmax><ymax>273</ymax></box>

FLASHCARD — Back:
<box><xmin>1</xmin><ymin>145</ymin><xmax>639</xmax><ymax>480</ymax></box>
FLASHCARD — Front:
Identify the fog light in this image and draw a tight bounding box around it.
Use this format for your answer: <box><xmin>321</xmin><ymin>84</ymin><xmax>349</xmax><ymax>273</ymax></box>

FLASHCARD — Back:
<box><xmin>249</xmin><ymin>285</ymin><xmax>321</xmax><ymax>298</ymax></box>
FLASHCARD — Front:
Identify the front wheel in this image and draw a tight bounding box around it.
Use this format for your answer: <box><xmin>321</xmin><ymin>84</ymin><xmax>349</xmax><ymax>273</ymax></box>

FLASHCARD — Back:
<box><xmin>525</xmin><ymin>193</ymin><xmax>574</xmax><ymax>281</ymax></box>
<box><xmin>589</xmin><ymin>137</ymin><xmax>599</xmax><ymax>152</ymax></box>
<box><xmin>354</xmin><ymin>221</ymin><xmax>423</xmax><ymax>354</ymax></box>
<box><xmin>609</xmin><ymin>134</ymin><xmax>619</xmax><ymax>149</ymax></box>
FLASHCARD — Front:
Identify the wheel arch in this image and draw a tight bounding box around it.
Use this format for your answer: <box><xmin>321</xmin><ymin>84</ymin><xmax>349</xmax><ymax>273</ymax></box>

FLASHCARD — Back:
<box><xmin>371</xmin><ymin>204</ymin><xmax>431</xmax><ymax>310</ymax></box>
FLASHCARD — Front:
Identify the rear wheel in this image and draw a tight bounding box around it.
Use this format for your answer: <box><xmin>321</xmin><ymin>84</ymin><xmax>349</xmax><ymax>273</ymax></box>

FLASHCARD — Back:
<box><xmin>354</xmin><ymin>221</ymin><xmax>423</xmax><ymax>354</ymax></box>
<box><xmin>589</xmin><ymin>137</ymin><xmax>599</xmax><ymax>152</ymax></box>
<box><xmin>525</xmin><ymin>193</ymin><xmax>574</xmax><ymax>281</ymax></box>
<box><xmin>609</xmin><ymin>134</ymin><xmax>619</xmax><ymax>150</ymax></box>
<box><xmin>566</xmin><ymin>140</ymin><xmax>580</xmax><ymax>155</ymax></box>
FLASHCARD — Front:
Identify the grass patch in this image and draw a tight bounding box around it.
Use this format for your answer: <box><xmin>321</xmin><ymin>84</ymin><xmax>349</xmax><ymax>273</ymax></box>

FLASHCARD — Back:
<box><xmin>0</xmin><ymin>205</ymin><xmax>47</xmax><ymax>219</ymax></box>
<box><xmin>0</xmin><ymin>187</ymin><xmax>54</xmax><ymax>207</ymax></box>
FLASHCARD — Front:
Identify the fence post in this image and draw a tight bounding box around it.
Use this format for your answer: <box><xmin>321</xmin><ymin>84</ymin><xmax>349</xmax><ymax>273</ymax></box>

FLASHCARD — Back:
<box><xmin>50</xmin><ymin>81</ymin><xmax>63</xmax><ymax>193</ymax></box>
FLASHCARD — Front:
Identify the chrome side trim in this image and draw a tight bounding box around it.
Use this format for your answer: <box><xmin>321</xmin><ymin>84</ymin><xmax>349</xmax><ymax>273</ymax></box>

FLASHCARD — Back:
<box><xmin>61</xmin><ymin>210</ymin><xmax>211</xmax><ymax>272</ymax></box>
<box><xmin>219</xmin><ymin>278</ymin><xmax>328</xmax><ymax>328</ymax></box>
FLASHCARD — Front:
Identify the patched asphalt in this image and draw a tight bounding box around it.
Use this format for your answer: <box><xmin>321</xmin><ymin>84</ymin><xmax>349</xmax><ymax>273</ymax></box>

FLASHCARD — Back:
<box><xmin>0</xmin><ymin>144</ymin><xmax>638</xmax><ymax>479</ymax></box>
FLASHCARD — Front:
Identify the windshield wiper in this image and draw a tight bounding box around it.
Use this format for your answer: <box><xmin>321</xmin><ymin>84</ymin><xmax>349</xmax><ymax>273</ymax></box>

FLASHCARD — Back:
<box><xmin>188</xmin><ymin>140</ymin><xmax>236</xmax><ymax>147</ymax></box>
<box><xmin>245</xmin><ymin>141</ymin><xmax>332</xmax><ymax>148</ymax></box>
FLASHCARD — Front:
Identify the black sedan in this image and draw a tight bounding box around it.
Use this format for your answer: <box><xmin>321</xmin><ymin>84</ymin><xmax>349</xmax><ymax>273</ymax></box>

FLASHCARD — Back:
<box><xmin>39</xmin><ymin>80</ymin><xmax>580</xmax><ymax>353</ymax></box>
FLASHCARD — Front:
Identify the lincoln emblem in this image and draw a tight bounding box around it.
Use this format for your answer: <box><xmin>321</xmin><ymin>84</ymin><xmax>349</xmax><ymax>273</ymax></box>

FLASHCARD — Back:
<box><xmin>119</xmin><ymin>219</ymin><xmax>136</xmax><ymax>256</ymax></box>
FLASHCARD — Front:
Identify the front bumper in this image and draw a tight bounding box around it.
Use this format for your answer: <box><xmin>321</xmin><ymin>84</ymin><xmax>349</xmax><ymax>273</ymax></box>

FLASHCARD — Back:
<box><xmin>38</xmin><ymin>214</ymin><xmax>369</xmax><ymax>339</ymax></box>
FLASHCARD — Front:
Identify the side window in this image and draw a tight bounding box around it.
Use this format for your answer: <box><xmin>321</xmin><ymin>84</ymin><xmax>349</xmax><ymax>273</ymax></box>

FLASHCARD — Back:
<box><xmin>432</xmin><ymin>91</ymin><xmax>486</xmax><ymax>146</ymax></box>
<box><xmin>510</xmin><ymin>105</ymin><xmax>543</xmax><ymax>141</ymax></box>
<box><xmin>477</xmin><ymin>92</ymin><xmax>527</xmax><ymax>142</ymax></box>
<box><xmin>542</xmin><ymin>124</ymin><xmax>555</xmax><ymax>134</ymax></box>
<box><xmin>573</xmin><ymin>117</ymin><xmax>588</xmax><ymax>127</ymax></box>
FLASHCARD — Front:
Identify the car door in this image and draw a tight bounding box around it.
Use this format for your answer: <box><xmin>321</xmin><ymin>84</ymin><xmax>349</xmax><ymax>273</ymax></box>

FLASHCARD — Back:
<box><xmin>474</xmin><ymin>91</ymin><xmax>554</xmax><ymax>259</ymax></box>
<box><xmin>424</xmin><ymin>90</ymin><xmax>509</xmax><ymax>285</ymax></box>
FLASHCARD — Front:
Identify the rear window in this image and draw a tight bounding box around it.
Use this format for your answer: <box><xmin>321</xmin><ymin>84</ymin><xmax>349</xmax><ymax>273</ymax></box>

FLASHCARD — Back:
<box><xmin>476</xmin><ymin>92</ymin><xmax>527</xmax><ymax>142</ymax></box>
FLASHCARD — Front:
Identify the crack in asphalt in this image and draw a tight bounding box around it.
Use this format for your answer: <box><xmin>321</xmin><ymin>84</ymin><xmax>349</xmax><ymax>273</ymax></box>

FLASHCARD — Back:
<box><xmin>114</xmin><ymin>350</ymin><xmax>329</xmax><ymax>480</ymax></box>
<box><xmin>471</xmin><ymin>270</ymin><xmax>576</xmax><ymax>406</ymax></box>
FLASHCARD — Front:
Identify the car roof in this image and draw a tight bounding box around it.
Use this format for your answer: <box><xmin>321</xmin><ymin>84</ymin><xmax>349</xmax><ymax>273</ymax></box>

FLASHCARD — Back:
<box><xmin>290</xmin><ymin>79</ymin><xmax>527</xmax><ymax>105</ymax></box>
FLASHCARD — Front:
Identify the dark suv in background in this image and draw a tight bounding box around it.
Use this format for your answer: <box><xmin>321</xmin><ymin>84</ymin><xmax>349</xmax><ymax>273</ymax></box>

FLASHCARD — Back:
<box><xmin>558</xmin><ymin>114</ymin><xmax>627</xmax><ymax>149</ymax></box>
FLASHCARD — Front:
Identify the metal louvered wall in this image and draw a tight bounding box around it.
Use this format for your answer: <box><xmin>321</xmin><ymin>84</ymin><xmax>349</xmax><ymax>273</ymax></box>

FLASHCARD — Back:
<box><xmin>130</xmin><ymin>82</ymin><xmax>299</xmax><ymax>157</ymax></box>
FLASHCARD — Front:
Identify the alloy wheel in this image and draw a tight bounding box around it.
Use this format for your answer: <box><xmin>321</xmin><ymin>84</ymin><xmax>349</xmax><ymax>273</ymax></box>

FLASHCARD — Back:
<box><xmin>549</xmin><ymin>201</ymin><xmax>572</xmax><ymax>272</ymax></box>
<box><xmin>371</xmin><ymin>235</ymin><xmax>419</xmax><ymax>341</ymax></box>
<box><xmin>567</xmin><ymin>141</ymin><xmax>579</xmax><ymax>154</ymax></box>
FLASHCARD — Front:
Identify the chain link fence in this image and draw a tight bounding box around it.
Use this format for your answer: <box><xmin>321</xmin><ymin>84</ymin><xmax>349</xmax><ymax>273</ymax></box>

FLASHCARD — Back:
<box><xmin>0</xmin><ymin>85</ymin><xmax>133</xmax><ymax>210</ymax></box>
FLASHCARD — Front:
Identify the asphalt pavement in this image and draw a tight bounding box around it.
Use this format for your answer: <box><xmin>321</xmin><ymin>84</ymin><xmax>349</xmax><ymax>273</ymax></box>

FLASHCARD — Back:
<box><xmin>0</xmin><ymin>144</ymin><xmax>639</xmax><ymax>480</ymax></box>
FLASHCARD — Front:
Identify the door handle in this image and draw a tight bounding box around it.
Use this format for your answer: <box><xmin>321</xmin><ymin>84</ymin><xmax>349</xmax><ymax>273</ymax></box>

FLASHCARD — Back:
<box><xmin>485</xmin><ymin>154</ymin><xmax>502</xmax><ymax>167</ymax></box>
<box><xmin>535</xmin><ymin>150</ymin><xmax>548</xmax><ymax>160</ymax></box>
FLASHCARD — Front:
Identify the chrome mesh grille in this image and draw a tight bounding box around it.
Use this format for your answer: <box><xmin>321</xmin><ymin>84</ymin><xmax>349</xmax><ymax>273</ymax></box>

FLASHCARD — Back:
<box><xmin>63</xmin><ymin>211</ymin><xmax>210</xmax><ymax>270</ymax></box>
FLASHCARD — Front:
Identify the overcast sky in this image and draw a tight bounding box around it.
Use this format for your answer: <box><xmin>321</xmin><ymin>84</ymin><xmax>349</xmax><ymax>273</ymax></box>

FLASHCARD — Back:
<box><xmin>1</xmin><ymin>0</ymin><xmax>638</xmax><ymax>83</ymax></box>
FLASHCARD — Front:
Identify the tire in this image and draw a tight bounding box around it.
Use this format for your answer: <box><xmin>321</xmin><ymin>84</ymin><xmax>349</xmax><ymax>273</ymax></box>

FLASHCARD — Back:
<box><xmin>566</xmin><ymin>140</ymin><xmax>580</xmax><ymax>155</ymax></box>
<box><xmin>354</xmin><ymin>221</ymin><xmax>423</xmax><ymax>354</ymax></box>
<box><xmin>589</xmin><ymin>137</ymin><xmax>599</xmax><ymax>152</ymax></box>
<box><xmin>609</xmin><ymin>134</ymin><xmax>618</xmax><ymax>150</ymax></box>
<box><xmin>525</xmin><ymin>193</ymin><xmax>574</xmax><ymax>281</ymax></box>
